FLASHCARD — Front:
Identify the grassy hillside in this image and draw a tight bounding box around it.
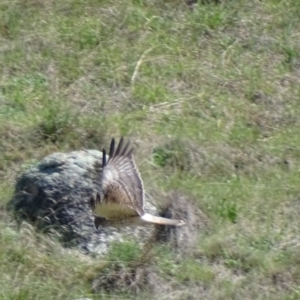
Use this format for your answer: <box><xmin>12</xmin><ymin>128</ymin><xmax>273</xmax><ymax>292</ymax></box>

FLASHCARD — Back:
<box><xmin>1</xmin><ymin>0</ymin><xmax>300</xmax><ymax>299</ymax></box>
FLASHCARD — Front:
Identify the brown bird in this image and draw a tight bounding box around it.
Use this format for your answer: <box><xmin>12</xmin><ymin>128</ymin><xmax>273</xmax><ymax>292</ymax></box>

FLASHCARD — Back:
<box><xmin>90</xmin><ymin>137</ymin><xmax>185</xmax><ymax>228</ymax></box>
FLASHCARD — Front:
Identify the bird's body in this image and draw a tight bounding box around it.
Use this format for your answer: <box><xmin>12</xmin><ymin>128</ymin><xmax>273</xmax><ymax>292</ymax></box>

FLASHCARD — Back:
<box><xmin>90</xmin><ymin>137</ymin><xmax>185</xmax><ymax>228</ymax></box>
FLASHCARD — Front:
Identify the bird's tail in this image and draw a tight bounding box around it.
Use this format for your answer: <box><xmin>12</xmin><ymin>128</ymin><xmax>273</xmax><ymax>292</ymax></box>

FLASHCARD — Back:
<box><xmin>93</xmin><ymin>213</ymin><xmax>185</xmax><ymax>228</ymax></box>
<box><xmin>141</xmin><ymin>213</ymin><xmax>185</xmax><ymax>226</ymax></box>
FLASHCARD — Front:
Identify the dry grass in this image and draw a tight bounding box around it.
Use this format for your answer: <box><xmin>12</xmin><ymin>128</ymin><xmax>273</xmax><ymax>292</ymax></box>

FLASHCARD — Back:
<box><xmin>1</xmin><ymin>0</ymin><xmax>300</xmax><ymax>299</ymax></box>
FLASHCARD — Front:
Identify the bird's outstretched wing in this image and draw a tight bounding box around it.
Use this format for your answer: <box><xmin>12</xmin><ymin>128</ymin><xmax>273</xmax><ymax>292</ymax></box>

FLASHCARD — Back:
<box><xmin>91</xmin><ymin>137</ymin><xmax>145</xmax><ymax>220</ymax></box>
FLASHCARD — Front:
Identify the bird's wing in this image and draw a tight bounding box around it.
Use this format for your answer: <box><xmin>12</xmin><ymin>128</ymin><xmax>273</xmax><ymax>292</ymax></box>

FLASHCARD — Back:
<box><xmin>91</xmin><ymin>137</ymin><xmax>145</xmax><ymax>220</ymax></box>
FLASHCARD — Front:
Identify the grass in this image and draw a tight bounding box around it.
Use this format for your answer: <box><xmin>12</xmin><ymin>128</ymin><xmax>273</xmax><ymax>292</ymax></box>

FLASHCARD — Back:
<box><xmin>1</xmin><ymin>0</ymin><xmax>300</xmax><ymax>299</ymax></box>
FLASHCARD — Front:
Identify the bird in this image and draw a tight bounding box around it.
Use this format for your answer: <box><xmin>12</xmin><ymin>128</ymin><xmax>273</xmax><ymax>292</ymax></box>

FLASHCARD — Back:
<box><xmin>89</xmin><ymin>137</ymin><xmax>185</xmax><ymax>228</ymax></box>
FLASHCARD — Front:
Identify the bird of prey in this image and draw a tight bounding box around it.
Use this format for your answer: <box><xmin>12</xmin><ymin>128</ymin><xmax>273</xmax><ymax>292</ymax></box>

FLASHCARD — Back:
<box><xmin>90</xmin><ymin>137</ymin><xmax>185</xmax><ymax>228</ymax></box>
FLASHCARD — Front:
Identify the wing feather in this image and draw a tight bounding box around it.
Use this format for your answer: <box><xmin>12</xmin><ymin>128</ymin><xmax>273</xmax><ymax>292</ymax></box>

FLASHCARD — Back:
<box><xmin>120</xmin><ymin>140</ymin><xmax>130</xmax><ymax>156</ymax></box>
<box><xmin>102</xmin><ymin>148</ymin><xmax>107</xmax><ymax>167</ymax></box>
<box><xmin>109</xmin><ymin>138</ymin><xmax>115</xmax><ymax>158</ymax></box>
<box><xmin>114</xmin><ymin>137</ymin><xmax>124</xmax><ymax>156</ymax></box>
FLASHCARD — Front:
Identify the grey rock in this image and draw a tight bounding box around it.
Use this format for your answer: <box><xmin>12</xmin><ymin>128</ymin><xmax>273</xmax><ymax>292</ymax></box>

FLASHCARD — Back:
<box><xmin>8</xmin><ymin>150</ymin><xmax>157</xmax><ymax>255</ymax></box>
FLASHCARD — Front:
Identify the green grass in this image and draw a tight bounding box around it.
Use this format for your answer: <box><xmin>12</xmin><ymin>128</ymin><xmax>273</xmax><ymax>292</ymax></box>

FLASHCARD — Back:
<box><xmin>1</xmin><ymin>0</ymin><xmax>300</xmax><ymax>299</ymax></box>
